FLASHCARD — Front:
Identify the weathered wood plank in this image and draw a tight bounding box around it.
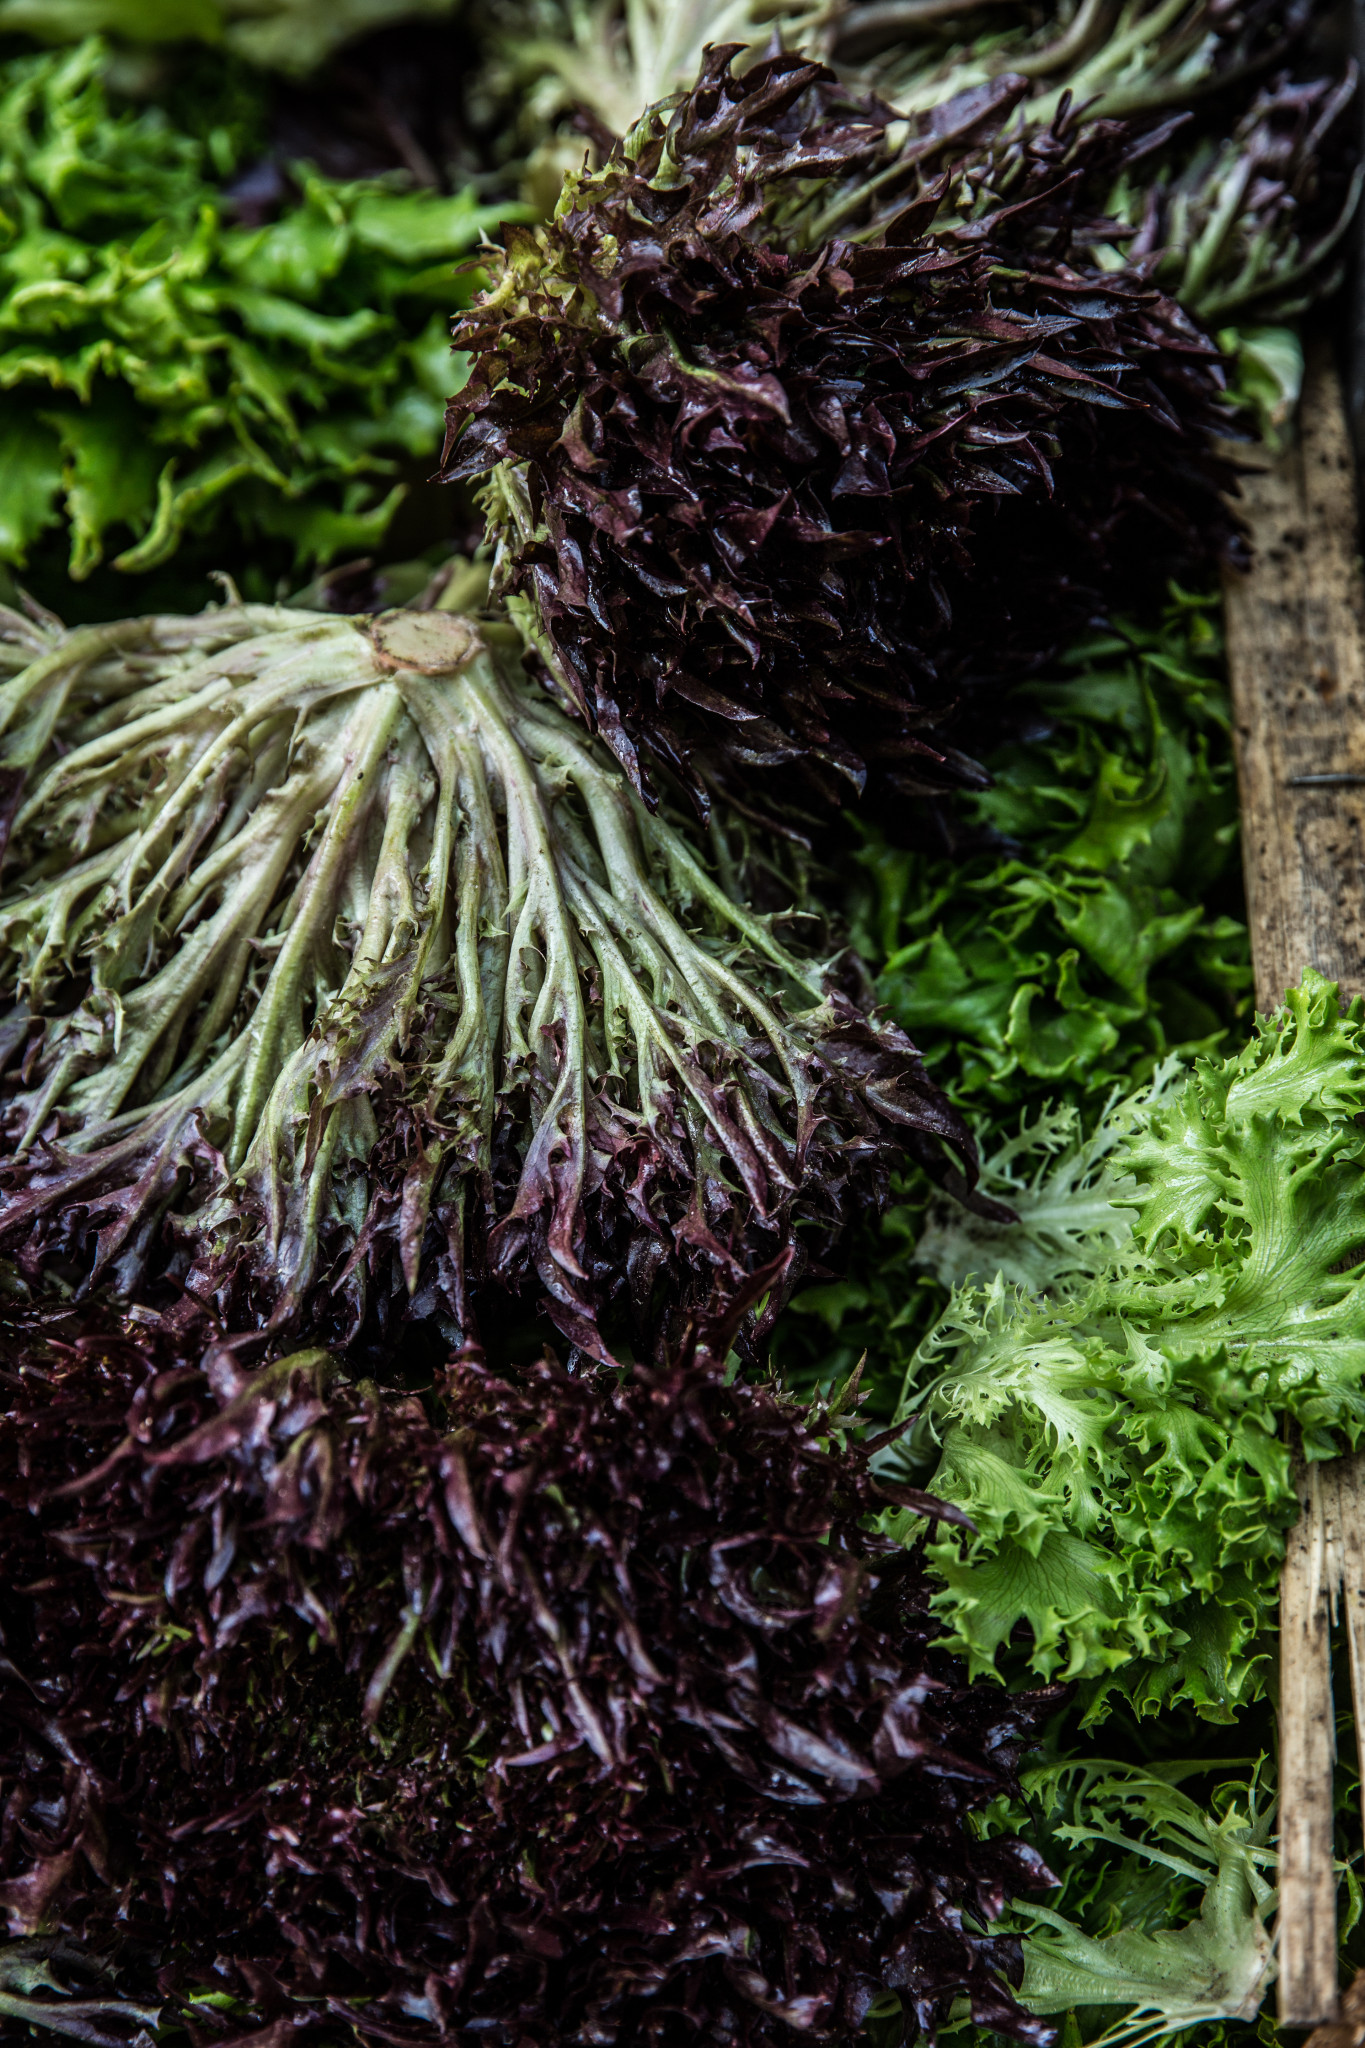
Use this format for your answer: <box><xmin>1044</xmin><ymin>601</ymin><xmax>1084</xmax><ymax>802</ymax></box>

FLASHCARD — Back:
<box><xmin>1334</xmin><ymin>1460</ymin><xmax>1365</xmax><ymax>1851</ymax></box>
<box><xmin>1280</xmin><ymin>1459</ymin><xmax>1340</xmax><ymax>2027</ymax></box>
<box><xmin>1224</xmin><ymin>344</ymin><xmax>1365</xmax><ymax>2029</ymax></box>
<box><xmin>1224</xmin><ymin>344</ymin><xmax>1365</xmax><ymax>1015</ymax></box>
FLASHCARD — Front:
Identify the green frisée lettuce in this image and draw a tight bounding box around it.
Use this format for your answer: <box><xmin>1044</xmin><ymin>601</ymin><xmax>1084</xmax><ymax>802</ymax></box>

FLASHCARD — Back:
<box><xmin>0</xmin><ymin>598</ymin><xmax>969</xmax><ymax>1353</ymax></box>
<box><xmin>882</xmin><ymin>970</ymin><xmax>1365</xmax><ymax>1723</ymax></box>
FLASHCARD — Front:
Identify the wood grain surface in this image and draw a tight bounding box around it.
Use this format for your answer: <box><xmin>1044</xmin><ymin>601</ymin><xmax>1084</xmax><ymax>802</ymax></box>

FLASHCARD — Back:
<box><xmin>1225</xmin><ymin>343</ymin><xmax>1365</xmax><ymax>2028</ymax></box>
<box><xmin>1280</xmin><ymin>1459</ymin><xmax>1342</xmax><ymax>2027</ymax></box>
<box><xmin>1333</xmin><ymin>1460</ymin><xmax>1365</xmax><ymax>1852</ymax></box>
<box><xmin>1224</xmin><ymin>344</ymin><xmax>1365</xmax><ymax>1014</ymax></box>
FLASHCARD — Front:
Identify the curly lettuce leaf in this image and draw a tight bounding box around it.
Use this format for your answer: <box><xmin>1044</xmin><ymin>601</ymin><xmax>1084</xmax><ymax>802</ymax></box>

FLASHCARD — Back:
<box><xmin>891</xmin><ymin>971</ymin><xmax>1365</xmax><ymax>1720</ymax></box>
<box><xmin>0</xmin><ymin>41</ymin><xmax>524</xmax><ymax>581</ymax></box>
<box><xmin>859</xmin><ymin>591</ymin><xmax>1250</xmax><ymax>1129</ymax></box>
<box><xmin>913</xmin><ymin>1095</ymin><xmax>1147</xmax><ymax>1295</ymax></box>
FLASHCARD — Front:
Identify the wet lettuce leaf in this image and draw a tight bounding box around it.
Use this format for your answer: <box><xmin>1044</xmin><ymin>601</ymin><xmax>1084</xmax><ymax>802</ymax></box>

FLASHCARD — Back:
<box><xmin>854</xmin><ymin>1</ymin><xmax>1357</xmax><ymax>329</ymax></box>
<box><xmin>443</xmin><ymin>48</ymin><xmax>1240</xmax><ymax>818</ymax></box>
<box><xmin>986</xmin><ymin>1758</ymin><xmax>1279</xmax><ymax>2044</ymax></box>
<box><xmin>860</xmin><ymin>590</ymin><xmax>1251</xmax><ymax>1121</ymax></box>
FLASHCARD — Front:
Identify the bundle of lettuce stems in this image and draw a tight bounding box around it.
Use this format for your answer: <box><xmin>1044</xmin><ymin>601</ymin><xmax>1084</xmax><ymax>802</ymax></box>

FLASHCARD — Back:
<box><xmin>0</xmin><ymin>4</ymin><xmax>1359</xmax><ymax>2045</ymax></box>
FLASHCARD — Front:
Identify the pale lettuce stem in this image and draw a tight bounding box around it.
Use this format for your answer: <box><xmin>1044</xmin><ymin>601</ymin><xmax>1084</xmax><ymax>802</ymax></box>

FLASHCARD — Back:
<box><xmin>1179</xmin><ymin>155</ymin><xmax>1253</xmax><ymax>308</ymax></box>
<box><xmin>0</xmin><ymin>621</ymin><xmax>151</xmax><ymax>760</ymax></box>
<box><xmin>261</xmin><ymin>1076</ymin><xmax>347</xmax><ymax>1297</ymax></box>
<box><xmin>1030</xmin><ymin>0</ymin><xmax>1197</xmax><ymax>125</ymax></box>
<box><xmin>550</xmin><ymin>802</ymin><xmax>734</xmax><ymax>1042</ymax></box>
<box><xmin>96</xmin><ymin>751</ymin><xmax>242</xmax><ymax>1003</ymax></box>
<box><xmin>15</xmin><ymin>1047</ymin><xmax>81</xmax><ymax>1155</ymax></box>
<box><xmin>14</xmin><ymin>1021</ymin><xmax>251</xmax><ymax>1169</ymax></box>
<box><xmin>113</xmin><ymin>666</ymin><xmax>360</xmax><ymax>911</ymax></box>
<box><xmin>1195</xmin><ymin>163</ymin><xmax>1365</xmax><ymax>323</ymax></box>
<box><xmin>350</xmin><ymin>741</ymin><xmax>430</xmax><ymax>969</ymax></box>
<box><xmin>191</xmin><ymin>722</ymin><xmax>295</xmax><ymax>880</ymax></box>
<box><xmin>555</xmin><ymin>856</ymin><xmax>774</xmax><ymax>1213</ymax></box>
<box><xmin>2</xmin><ymin>840</ymin><xmax>127</xmax><ymax>1007</ymax></box>
<box><xmin>487</xmin><ymin>654</ymin><xmax>816</xmax><ymax>1208</ymax></box>
<box><xmin>512</xmin><ymin>679</ymin><xmax>820</xmax><ymax>994</ymax></box>
<box><xmin>461</xmin><ymin>662</ymin><xmax>586</xmax><ymax>1070</ymax></box>
<box><xmin>238</xmin><ymin>733</ymin><xmax>435</xmax><ymax>1212</ymax></box>
<box><xmin>402</xmin><ymin>666</ymin><xmax>508</xmax><ymax>1101</ymax></box>
<box><xmin>458</xmin><ymin>662</ymin><xmax>591</xmax><ymax>1278</ymax></box>
<box><xmin>22</xmin><ymin>629</ymin><xmax>364</xmax><ymax>897</ymax></box>
<box><xmin>64</xmin><ymin>761</ymin><xmax>339</xmax><ymax>1130</ymax></box>
<box><xmin>130</xmin><ymin>746</ymin><xmax>234</xmax><ymax>897</ymax></box>
<box><xmin>169</xmin><ymin>778</ymin><xmax>346</xmax><ymax>1088</ymax></box>
<box><xmin>21</xmin><ymin>671</ymin><xmax>254</xmax><ymax>818</ymax></box>
<box><xmin>62</xmin><ymin>615</ymin><xmax>317</xmax><ymax>741</ymax></box>
<box><xmin>164</xmin><ymin>710</ymin><xmax>349</xmax><ymax>938</ymax></box>
<box><xmin>228</xmin><ymin>685</ymin><xmax>405</xmax><ymax>1170</ymax></box>
<box><xmin>571</xmin><ymin>848</ymin><xmax>805</xmax><ymax>1187</ymax></box>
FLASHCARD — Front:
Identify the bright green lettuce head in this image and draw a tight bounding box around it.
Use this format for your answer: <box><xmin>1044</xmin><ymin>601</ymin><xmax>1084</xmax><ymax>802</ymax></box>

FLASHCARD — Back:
<box><xmin>0</xmin><ymin>37</ymin><xmax>517</xmax><ymax>588</ymax></box>
<box><xmin>883</xmin><ymin>970</ymin><xmax>1365</xmax><ymax>1724</ymax></box>
<box><xmin>856</xmin><ymin>590</ymin><xmax>1251</xmax><ymax>1135</ymax></box>
<box><xmin>771</xmin><ymin>588</ymin><xmax>1254</xmax><ymax>1424</ymax></box>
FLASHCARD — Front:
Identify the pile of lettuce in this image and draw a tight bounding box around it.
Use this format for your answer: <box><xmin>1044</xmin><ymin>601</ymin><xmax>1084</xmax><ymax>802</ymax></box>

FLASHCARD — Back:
<box><xmin>0</xmin><ymin>1282</ymin><xmax>1064</xmax><ymax>2047</ymax></box>
<box><xmin>843</xmin><ymin>0</ymin><xmax>1359</xmax><ymax>355</ymax></box>
<box><xmin>773</xmin><ymin>587</ymin><xmax>1346</xmax><ymax>2039</ymax></box>
<box><xmin>0</xmin><ymin>37</ymin><xmax>514</xmax><ymax>588</ymax></box>
<box><xmin>0</xmin><ymin>5</ymin><xmax>1358</xmax><ymax>2046</ymax></box>
<box><xmin>815</xmin><ymin>967</ymin><xmax>1365</xmax><ymax>2044</ymax></box>
<box><xmin>445</xmin><ymin>48</ymin><xmax>1242</xmax><ymax>817</ymax></box>
<box><xmin>477</xmin><ymin>0</ymin><xmax>1343</xmax><ymax>464</ymax></box>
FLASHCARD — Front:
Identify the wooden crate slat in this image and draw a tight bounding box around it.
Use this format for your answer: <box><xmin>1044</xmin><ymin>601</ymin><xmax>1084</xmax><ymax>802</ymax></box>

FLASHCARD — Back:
<box><xmin>1338</xmin><ymin>1459</ymin><xmax>1365</xmax><ymax>1846</ymax></box>
<box><xmin>1280</xmin><ymin>1459</ymin><xmax>1340</xmax><ymax>2026</ymax></box>
<box><xmin>1224</xmin><ymin>346</ymin><xmax>1365</xmax><ymax>1014</ymax></box>
<box><xmin>1224</xmin><ymin>343</ymin><xmax>1365</xmax><ymax>2029</ymax></box>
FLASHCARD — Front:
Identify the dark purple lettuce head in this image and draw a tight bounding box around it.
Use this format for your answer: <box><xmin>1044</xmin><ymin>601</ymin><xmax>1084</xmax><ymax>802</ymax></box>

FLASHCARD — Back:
<box><xmin>440</xmin><ymin>47</ymin><xmax>1240</xmax><ymax>816</ymax></box>
<box><xmin>0</xmin><ymin>1284</ymin><xmax>1066</xmax><ymax>2046</ymax></box>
